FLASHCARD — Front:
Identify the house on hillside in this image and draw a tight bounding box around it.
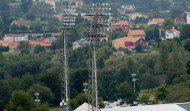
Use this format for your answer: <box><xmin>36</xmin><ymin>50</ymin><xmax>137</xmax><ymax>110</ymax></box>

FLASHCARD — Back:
<box><xmin>32</xmin><ymin>34</ymin><xmax>44</xmax><ymax>40</ymax></box>
<box><xmin>159</xmin><ymin>28</ymin><xmax>180</xmax><ymax>40</ymax></box>
<box><xmin>121</xmin><ymin>5</ymin><xmax>135</xmax><ymax>11</ymax></box>
<box><xmin>3</xmin><ymin>34</ymin><xmax>28</xmax><ymax>42</ymax></box>
<box><xmin>29</xmin><ymin>39</ymin><xmax>52</xmax><ymax>49</ymax></box>
<box><xmin>184</xmin><ymin>12</ymin><xmax>190</xmax><ymax>24</ymax></box>
<box><xmin>0</xmin><ymin>40</ymin><xmax>19</xmax><ymax>51</ymax></box>
<box><xmin>127</xmin><ymin>30</ymin><xmax>146</xmax><ymax>40</ymax></box>
<box><xmin>112</xmin><ymin>37</ymin><xmax>146</xmax><ymax>50</ymax></box>
<box><xmin>74</xmin><ymin>1</ymin><xmax>85</xmax><ymax>6</ymax></box>
<box><xmin>11</xmin><ymin>20</ymin><xmax>28</xmax><ymax>27</ymax></box>
<box><xmin>112</xmin><ymin>21</ymin><xmax>130</xmax><ymax>32</ymax></box>
<box><xmin>53</xmin><ymin>14</ymin><xmax>62</xmax><ymax>21</ymax></box>
<box><xmin>72</xmin><ymin>38</ymin><xmax>90</xmax><ymax>50</ymax></box>
<box><xmin>164</xmin><ymin>28</ymin><xmax>180</xmax><ymax>40</ymax></box>
<box><xmin>147</xmin><ymin>18</ymin><xmax>165</xmax><ymax>25</ymax></box>
<box><xmin>127</xmin><ymin>13</ymin><xmax>148</xmax><ymax>21</ymax></box>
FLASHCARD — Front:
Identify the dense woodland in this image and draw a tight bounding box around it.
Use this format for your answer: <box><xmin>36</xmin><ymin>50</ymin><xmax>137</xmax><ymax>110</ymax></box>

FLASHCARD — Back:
<box><xmin>0</xmin><ymin>0</ymin><xmax>190</xmax><ymax>111</ymax></box>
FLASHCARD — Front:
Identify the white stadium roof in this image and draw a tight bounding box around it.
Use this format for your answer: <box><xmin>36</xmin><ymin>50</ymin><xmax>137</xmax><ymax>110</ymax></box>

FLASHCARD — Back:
<box><xmin>101</xmin><ymin>102</ymin><xmax>190</xmax><ymax>111</ymax></box>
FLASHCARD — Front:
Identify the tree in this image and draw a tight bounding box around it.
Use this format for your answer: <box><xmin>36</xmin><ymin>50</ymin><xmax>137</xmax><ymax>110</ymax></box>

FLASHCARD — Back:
<box><xmin>180</xmin><ymin>24</ymin><xmax>190</xmax><ymax>40</ymax></box>
<box><xmin>21</xmin><ymin>0</ymin><xmax>33</xmax><ymax>13</ymax></box>
<box><xmin>138</xmin><ymin>95</ymin><xmax>150</xmax><ymax>104</ymax></box>
<box><xmin>34</xmin><ymin>45</ymin><xmax>45</xmax><ymax>54</ymax></box>
<box><xmin>170</xmin><ymin>7</ymin><xmax>184</xmax><ymax>19</ymax></box>
<box><xmin>135</xmin><ymin>44</ymin><xmax>143</xmax><ymax>52</ymax></box>
<box><xmin>18</xmin><ymin>41</ymin><xmax>31</xmax><ymax>54</ymax></box>
<box><xmin>115</xmin><ymin>81</ymin><xmax>137</xmax><ymax>104</ymax></box>
<box><xmin>27</xmin><ymin>83</ymin><xmax>54</xmax><ymax>104</ymax></box>
<box><xmin>184</xmin><ymin>38</ymin><xmax>190</xmax><ymax>52</ymax></box>
<box><xmin>111</xmin><ymin>28</ymin><xmax>127</xmax><ymax>40</ymax></box>
<box><xmin>140</xmin><ymin>74</ymin><xmax>158</xmax><ymax>89</ymax></box>
<box><xmin>19</xmin><ymin>25</ymin><xmax>28</xmax><ymax>32</ymax></box>
<box><xmin>187</xmin><ymin>60</ymin><xmax>190</xmax><ymax>75</ymax></box>
<box><xmin>155</xmin><ymin>82</ymin><xmax>169</xmax><ymax>103</ymax></box>
<box><xmin>30</xmin><ymin>23</ymin><xmax>42</xmax><ymax>33</ymax></box>
<box><xmin>155</xmin><ymin>41</ymin><xmax>169</xmax><ymax>75</ymax></box>
<box><xmin>70</xmin><ymin>93</ymin><xmax>88</xmax><ymax>110</ymax></box>
<box><xmin>0</xmin><ymin>80</ymin><xmax>11</xmax><ymax>111</ymax></box>
<box><xmin>0</xmin><ymin>46</ymin><xmax>9</xmax><ymax>52</ymax></box>
<box><xmin>26</xmin><ymin>13</ymin><xmax>36</xmax><ymax>23</ymax></box>
<box><xmin>10</xmin><ymin>23</ymin><xmax>19</xmax><ymax>33</ymax></box>
<box><xmin>19</xmin><ymin>74</ymin><xmax>35</xmax><ymax>90</ymax></box>
<box><xmin>6</xmin><ymin>90</ymin><xmax>35</xmax><ymax>111</ymax></box>
<box><xmin>162</xmin><ymin>18</ymin><xmax>174</xmax><ymax>30</ymax></box>
<box><xmin>39</xmin><ymin>72</ymin><xmax>61</xmax><ymax>105</ymax></box>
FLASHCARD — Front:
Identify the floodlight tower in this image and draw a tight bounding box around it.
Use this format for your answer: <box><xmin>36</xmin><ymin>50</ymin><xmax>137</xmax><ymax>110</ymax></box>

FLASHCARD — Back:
<box><xmin>85</xmin><ymin>2</ymin><xmax>111</xmax><ymax>111</ymax></box>
<box><xmin>60</xmin><ymin>5</ymin><xmax>76</xmax><ymax>111</ymax></box>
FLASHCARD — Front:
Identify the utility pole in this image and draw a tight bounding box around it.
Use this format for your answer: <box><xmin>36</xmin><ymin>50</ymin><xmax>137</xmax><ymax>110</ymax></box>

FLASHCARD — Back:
<box><xmin>83</xmin><ymin>82</ymin><xmax>88</xmax><ymax>95</ymax></box>
<box><xmin>60</xmin><ymin>4</ymin><xmax>76</xmax><ymax>111</ymax></box>
<box><xmin>34</xmin><ymin>92</ymin><xmax>40</xmax><ymax>104</ymax></box>
<box><xmin>132</xmin><ymin>73</ymin><xmax>137</xmax><ymax>92</ymax></box>
<box><xmin>85</xmin><ymin>1</ymin><xmax>111</xmax><ymax>111</ymax></box>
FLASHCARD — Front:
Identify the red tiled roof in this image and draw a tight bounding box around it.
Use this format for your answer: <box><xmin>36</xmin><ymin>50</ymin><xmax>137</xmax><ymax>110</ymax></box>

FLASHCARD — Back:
<box><xmin>53</xmin><ymin>14</ymin><xmax>62</xmax><ymax>18</ymax></box>
<box><xmin>5</xmin><ymin>34</ymin><xmax>27</xmax><ymax>37</ymax></box>
<box><xmin>171</xmin><ymin>29</ymin><xmax>180</xmax><ymax>34</ymax></box>
<box><xmin>128</xmin><ymin>30</ymin><xmax>146</xmax><ymax>36</ymax></box>
<box><xmin>48</xmin><ymin>0</ymin><xmax>55</xmax><ymax>2</ymax></box>
<box><xmin>153</xmin><ymin>18</ymin><xmax>165</xmax><ymax>24</ymax></box>
<box><xmin>13</xmin><ymin>20</ymin><xmax>27</xmax><ymax>25</ymax></box>
<box><xmin>75</xmin><ymin>1</ymin><xmax>85</xmax><ymax>5</ymax></box>
<box><xmin>52</xmin><ymin>33</ymin><xmax>60</xmax><ymax>36</ymax></box>
<box><xmin>32</xmin><ymin>34</ymin><xmax>44</xmax><ymax>36</ymax></box>
<box><xmin>112</xmin><ymin>37</ymin><xmax>142</xmax><ymax>43</ymax></box>
<box><xmin>0</xmin><ymin>40</ymin><xmax>19</xmax><ymax>49</ymax></box>
<box><xmin>112</xmin><ymin>21</ymin><xmax>129</xmax><ymax>26</ymax></box>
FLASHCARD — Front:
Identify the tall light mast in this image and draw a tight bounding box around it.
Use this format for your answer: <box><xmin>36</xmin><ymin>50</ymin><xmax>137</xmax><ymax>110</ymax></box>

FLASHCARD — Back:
<box><xmin>85</xmin><ymin>2</ymin><xmax>111</xmax><ymax>111</ymax></box>
<box><xmin>60</xmin><ymin>5</ymin><xmax>76</xmax><ymax>111</ymax></box>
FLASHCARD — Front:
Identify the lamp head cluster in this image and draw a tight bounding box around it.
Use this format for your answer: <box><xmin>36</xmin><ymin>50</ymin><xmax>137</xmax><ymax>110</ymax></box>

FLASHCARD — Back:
<box><xmin>84</xmin><ymin>3</ymin><xmax>111</xmax><ymax>40</ymax></box>
<box><xmin>62</xmin><ymin>5</ymin><xmax>77</xmax><ymax>31</ymax></box>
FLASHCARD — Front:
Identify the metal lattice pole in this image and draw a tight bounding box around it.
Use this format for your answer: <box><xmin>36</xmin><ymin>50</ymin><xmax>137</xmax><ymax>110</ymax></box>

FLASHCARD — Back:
<box><xmin>60</xmin><ymin>5</ymin><xmax>76</xmax><ymax>111</ymax></box>
<box><xmin>85</xmin><ymin>2</ymin><xmax>111</xmax><ymax>111</ymax></box>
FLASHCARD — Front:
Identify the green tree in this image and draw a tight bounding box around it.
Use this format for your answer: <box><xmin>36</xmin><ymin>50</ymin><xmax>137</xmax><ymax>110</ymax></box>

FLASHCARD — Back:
<box><xmin>138</xmin><ymin>94</ymin><xmax>150</xmax><ymax>104</ymax></box>
<box><xmin>115</xmin><ymin>81</ymin><xmax>137</xmax><ymax>104</ymax></box>
<box><xmin>162</xmin><ymin>18</ymin><xmax>174</xmax><ymax>30</ymax></box>
<box><xmin>180</xmin><ymin>24</ymin><xmax>190</xmax><ymax>40</ymax></box>
<box><xmin>155</xmin><ymin>41</ymin><xmax>169</xmax><ymax>75</ymax></box>
<box><xmin>184</xmin><ymin>38</ymin><xmax>190</xmax><ymax>52</ymax></box>
<box><xmin>21</xmin><ymin>0</ymin><xmax>33</xmax><ymax>13</ymax></box>
<box><xmin>170</xmin><ymin>7</ymin><xmax>184</xmax><ymax>19</ymax></box>
<box><xmin>19</xmin><ymin>25</ymin><xmax>28</xmax><ymax>32</ymax></box>
<box><xmin>0</xmin><ymin>80</ymin><xmax>11</xmax><ymax>111</ymax></box>
<box><xmin>27</xmin><ymin>83</ymin><xmax>54</xmax><ymax>104</ymax></box>
<box><xmin>140</xmin><ymin>74</ymin><xmax>158</xmax><ymax>89</ymax></box>
<box><xmin>155</xmin><ymin>82</ymin><xmax>169</xmax><ymax>103</ymax></box>
<box><xmin>70</xmin><ymin>93</ymin><xmax>88</xmax><ymax>110</ymax></box>
<box><xmin>6</xmin><ymin>90</ymin><xmax>35</xmax><ymax>111</ymax></box>
<box><xmin>10</xmin><ymin>23</ymin><xmax>19</xmax><ymax>33</ymax></box>
<box><xmin>19</xmin><ymin>74</ymin><xmax>35</xmax><ymax>90</ymax></box>
<box><xmin>30</xmin><ymin>23</ymin><xmax>42</xmax><ymax>33</ymax></box>
<box><xmin>34</xmin><ymin>45</ymin><xmax>45</xmax><ymax>54</ymax></box>
<box><xmin>187</xmin><ymin>60</ymin><xmax>190</xmax><ymax>75</ymax></box>
<box><xmin>39</xmin><ymin>72</ymin><xmax>61</xmax><ymax>105</ymax></box>
<box><xmin>26</xmin><ymin>13</ymin><xmax>36</xmax><ymax>23</ymax></box>
<box><xmin>135</xmin><ymin>44</ymin><xmax>143</xmax><ymax>52</ymax></box>
<box><xmin>18</xmin><ymin>41</ymin><xmax>31</xmax><ymax>54</ymax></box>
<box><xmin>111</xmin><ymin>28</ymin><xmax>127</xmax><ymax>40</ymax></box>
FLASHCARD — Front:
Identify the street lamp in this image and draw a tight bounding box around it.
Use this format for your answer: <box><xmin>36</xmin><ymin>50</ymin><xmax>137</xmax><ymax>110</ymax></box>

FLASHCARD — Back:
<box><xmin>131</xmin><ymin>73</ymin><xmax>137</xmax><ymax>92</ymax></box>
<box><xmin>34</xmin><ymin>92</ymin><xmax>40</xmax><ymax>104</ymax></box>
<box><xmin>83</xmin><ymin>82</ymin><xmax>88</xmax><ymax>95</ymax></box>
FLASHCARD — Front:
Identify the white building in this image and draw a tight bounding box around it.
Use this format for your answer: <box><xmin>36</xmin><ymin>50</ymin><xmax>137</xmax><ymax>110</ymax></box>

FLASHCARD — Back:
<box><xmin>187</xmin><ymin>13</ymin><xmax>190</xmax><ymax>24</ymax></box>
<box><xmin>72</xmin><ymin>38</ymin><xmax>90</xmax><ymax>50</ymax></box>
<box><xmin>3</xmin><ymin>34</ymin><xmax>28</xmax><ymax>42</ymax></box>
<box><xmin>164</xmin><ymin>28</ymin><xmax>180</xmax><ymax>40</ymax></box>
<box><xmin>45</xmin><ymin>0</ymin><xmax>56</xmax><ymax>11</ymax></box>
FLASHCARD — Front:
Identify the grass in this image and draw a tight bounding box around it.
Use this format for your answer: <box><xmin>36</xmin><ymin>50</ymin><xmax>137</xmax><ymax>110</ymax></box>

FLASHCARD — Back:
<box><xmin>49</xmin><ymin>108</ymin><xmax>62</xmax><ymax>111</ymax></box>
<box><xmin>2</xmin><ymin>51</ymin><xmax>20</xmax><ymax>56</ymax></box>
<box><xmin>139</xmin><ymin>89</ymin><xmax>155</xmax><ymax>98</ymax></box>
